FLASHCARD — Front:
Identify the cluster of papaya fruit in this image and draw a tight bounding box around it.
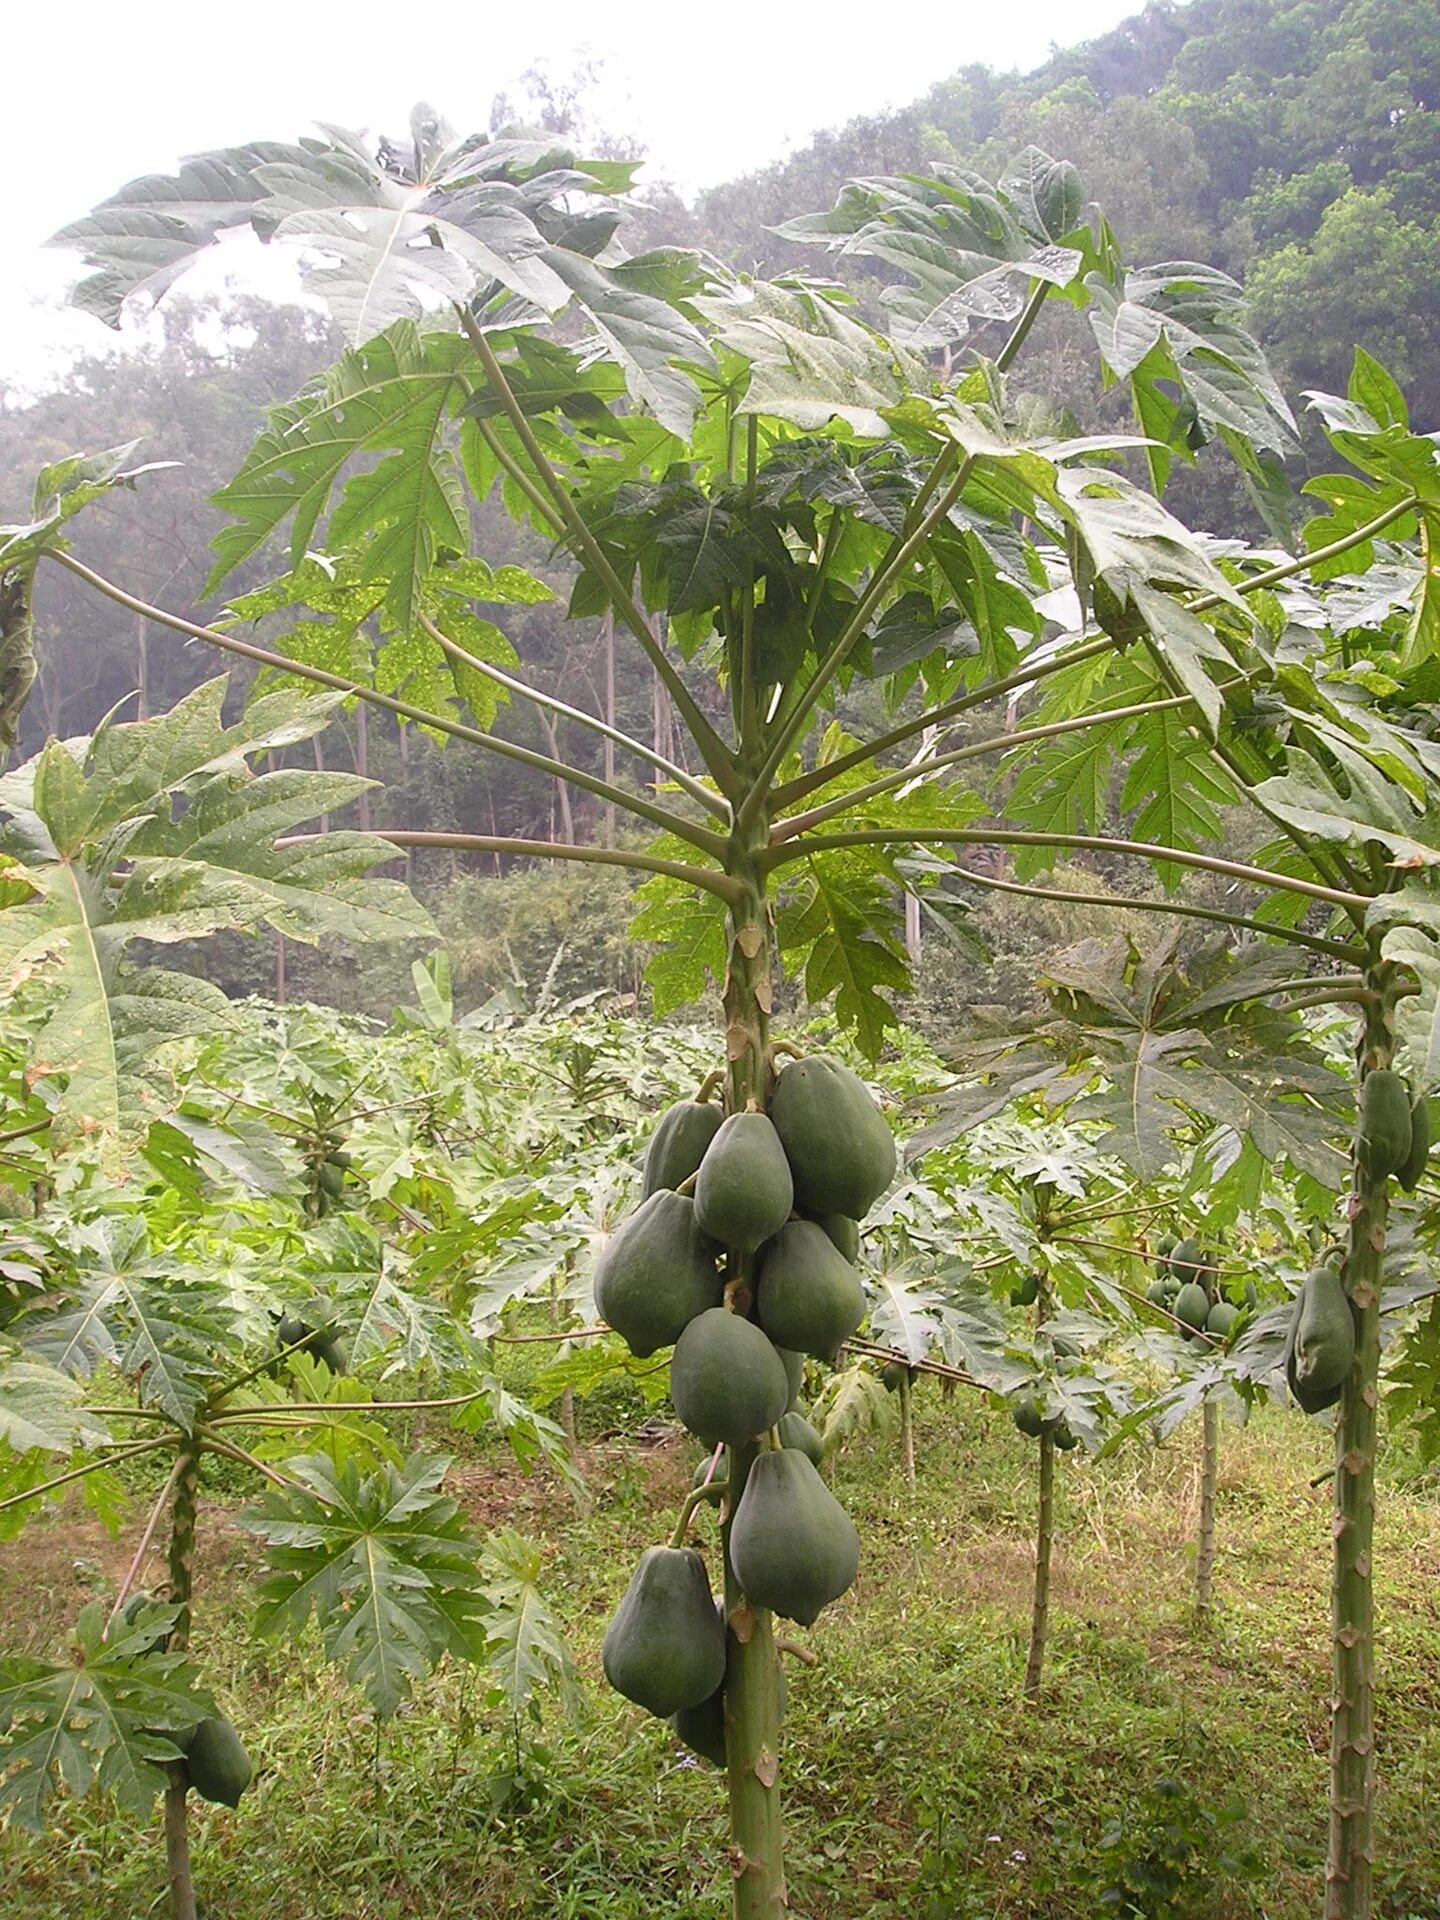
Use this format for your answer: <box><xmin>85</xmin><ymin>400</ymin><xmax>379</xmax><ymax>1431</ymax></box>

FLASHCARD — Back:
<box><xmin>1010</xmin><ymin>1390</ymin><xmax>1078</xmax><ymax>1450</ymax></box>
<box><xmin>1278</xmin><ymin>1069</ymin><xmax>1431</xmax><ymax>1416</ymax></box>
<box><xmin>1147</xmin><ymin>1236</ymin><xmax>1254</xmax><ymax>1345</ymax></box>
<box><xmin>302</xmin><ymin>1131</ymin><xmax>352</xmax><ymax>1222</ymax></box>
<box><xmin>596</xmin><ymin>1054</ymin><xmax>896</xmax><ymax>1760</ymax></box>
<box><xmin>1356</xmin><ymin>1068</ymin><xmax>1430</xmax><ymax>1193</ymax></box>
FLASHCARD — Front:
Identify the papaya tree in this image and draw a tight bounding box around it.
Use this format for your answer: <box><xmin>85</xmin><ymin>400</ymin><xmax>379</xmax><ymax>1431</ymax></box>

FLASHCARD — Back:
<box><xmin>20</xmin><ymin>107</ymin><xmax>1440</xmax><ymax>1918</ymax></box>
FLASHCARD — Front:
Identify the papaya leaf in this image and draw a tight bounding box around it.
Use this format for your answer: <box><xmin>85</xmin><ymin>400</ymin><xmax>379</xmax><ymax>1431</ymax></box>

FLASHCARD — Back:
<box><xmin>0</xmin><ymin>679</ymin><xmax>431</xmax><ymax>1166</ymax></box>
<box><xmin>477</xmin><ymin>1529</ymin><xmax>580</xmax><ymax>1725</ymax></box>
<box><xmin>240</xmin><ymin>1450</ymin><xmax>491</xmax><ymax>1716</ymax></box>
<box><xmin>813</xmin><ymin>1363</ymin><xmax>896</xmax><ymax>1454</ymax></box>
<box><xmin>0</xmin><ymin>1602</ymin><xmax>211</xmax><ymax>1830</ymax></box>
<box><xmin>0</xmin><ymin>1360</ymin><xmax>110</xmax><ymax>1455</ymax></box>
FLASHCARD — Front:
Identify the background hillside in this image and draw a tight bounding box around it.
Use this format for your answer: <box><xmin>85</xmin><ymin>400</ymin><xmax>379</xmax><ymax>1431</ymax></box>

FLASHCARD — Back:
<box><xmin>2</xmin><ymin>0</ymin><xmax>1435</xmax><ymax>1021</ymax></box>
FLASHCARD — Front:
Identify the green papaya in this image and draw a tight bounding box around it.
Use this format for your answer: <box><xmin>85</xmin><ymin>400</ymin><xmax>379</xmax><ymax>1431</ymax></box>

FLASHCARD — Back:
<box><xmin>1169</xmin><ymin>1238</ymin><xmax>1207</xmax><ymax>1292</ymax></box>
<box><xmin>1051</xmin><ymin>1420</ymin><xmax>1079</xmax><ymax>1452</ymax></box>
<box><xmin>1397</xmin><ymin>1094</ymin><xmax>1432</xmax><ymax>1193</ymax></box>
<box><xmin>1012</xmin><ymin>1393</ymin><xmax>1046</xmax><ymax>1439</ymax></box>
<box><xmin>1009</xmin><ymin>1271</ymin><xmax>1040</xmax><ymax>1309</ymax></box>
<box><xmin>670</xmin><ymin>1684</ymin><xmax>728</xmax><ymax>1767</ymax></box>
<box><xmin>593</xmin><ymin>1192</ymin><xmax>723</xmax><ymax>1359</ymax></box>
<box><xmin>1356</xmin><ymin>1068</ymin><xmax>1413</xmax><ymax>1180</ymax></box>
<box><xmin>1155</xmin><ymin>1234</ymin><xmax>1178</xmax><ymax>1264</ymax></box>
<box><xmin>1205</xmin><ymin>1301</ymin><xmax>1239</xmax><ymax>1341</ymax></box>
<box><xmin>276</xmin><ymin>1316</ymin><xmax>346</xmax><ymax>1373</ymax></box>
<box><xmin>756</xmin><ymin>1221</ymin><xmax>865</xmax><ymax>1361</ymax></box>
<box><xmin>880</xmin><ymin>1360</ymin><xmax>908</xmax><ymax>1392</ymax></box>
<box><xmin>1244</xmin><ymin>1278</ymin><xmax>1259</xmax><ymax>1311</ymax></box>
<box><xmin>670</xmin><ymin>1309</ymin><xmax>790</xmax><ymax>1446</ymax></box>
<box><xmin>729</xmin><ymin>1448</ymin><xmax>860</xmax><ymax>1626</ymax></box>
<box><xmin>778</xmin><ymin>1346</ymin><xmax>806</xmax><ymax>1412</ymax></box>
<box><xmin>1173</xmin><ymin>1281</ymin><xmax>1211</xmax><ymax>1333</ymax></box>
<box><xmin>769</xmin><ymin>1056</ymin><xmax>896</xmax><ymax>1219</ymax></box>
<box><xmin>642</xmin><ymin>1099</ymin><xmax>724</xmax><ymax>1199</ymax></box>
<box><xmin>183</xmin><ymin>1714</ymin><xmax>252</xmax><ymax>1808</ymax></box>
<box><xmin>802</xmin><ymin>1211</ymin><xmax>861</xmax><ymax>1263</ymax></box>
<box><xmin>693</xmin><ymin>1113</ymin><xmax>794</xmax><ymax>1253</ymax></box>
<box><xmin>776</xmin><ymin>1410</ymin><xmax>826</xmax><ymax>1466</ymax></box>
<box><xmin>1289</xmin><ymin>1263</ymin><xmax>1354</xmax><ymax>1413</ymax></box>
<box><xmin>602</xmin><ymin>1545</ymin><xmax>727</xmax><ymax>1718</ymax></box>
<box><xmin>316</xmin><ymin>1161</ymin><xmax>346</xmax><ymax>1200</ymax></box>
<box><xmin>1146</xmin><ymin>1280</ymin><xmax>1171</xmax><ymax>1308</ymax></box>
<box><xmin>691</xmin><ymin>1454</ymin><xmax>724</xmax><ymax>1491</ymax></box>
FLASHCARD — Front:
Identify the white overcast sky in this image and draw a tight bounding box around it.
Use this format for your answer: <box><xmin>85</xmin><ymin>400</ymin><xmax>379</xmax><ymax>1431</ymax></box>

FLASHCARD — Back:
<box><xmin>3</xmin><ymin>0</ymin><xmax>1138</xmax><ymax>392</ymax></box>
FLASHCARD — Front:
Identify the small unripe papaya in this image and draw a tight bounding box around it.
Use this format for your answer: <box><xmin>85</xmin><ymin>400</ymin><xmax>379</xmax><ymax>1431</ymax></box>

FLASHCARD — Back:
<box><xmin>1356</xmin><ymin>1069</ymin><xmax>1413</xmax><ymax>1180</ymax></box>
<box><xmin>1397</xmin><ymin>1094</ymin><xmax>1432</xmax><ymax>1193</ymax></box>
<box><xmin>693</xmin><ymin>1113</ymin><xmax>794</xmax><ymax>1253</ymax></box>
<box><xmin>1173</xmin><ymin>1282</ymin><xmax>1211</xmax><ymax>1333</ymax></box>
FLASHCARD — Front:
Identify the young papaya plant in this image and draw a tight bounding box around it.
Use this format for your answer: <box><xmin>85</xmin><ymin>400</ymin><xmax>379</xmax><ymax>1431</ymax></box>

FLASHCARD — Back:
<box><xmin>24</xmin><ymin>105</ymin><xmax>1440</xmax><ymax>1918</ymax></box>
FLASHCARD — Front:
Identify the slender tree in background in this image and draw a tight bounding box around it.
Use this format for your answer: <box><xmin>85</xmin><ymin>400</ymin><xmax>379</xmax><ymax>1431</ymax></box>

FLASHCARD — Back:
<box><xmin>9</xmin><ymin>103</ymin><xmax>1440</xmax><ymax>1920</ymax></box>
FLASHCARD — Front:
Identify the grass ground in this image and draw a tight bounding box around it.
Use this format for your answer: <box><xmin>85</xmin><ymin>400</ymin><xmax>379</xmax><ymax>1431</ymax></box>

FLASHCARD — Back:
<box><xmin>2</xmin><ymin>1387</ymin><xmax>1438</xmax><ymax>1920</ymax></box>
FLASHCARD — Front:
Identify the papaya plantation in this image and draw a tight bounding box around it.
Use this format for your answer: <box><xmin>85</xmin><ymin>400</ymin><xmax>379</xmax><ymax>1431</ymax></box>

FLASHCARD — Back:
<box><xmin>3</xmin><ymin>84</ymin><xmax>1440</xmax><ymax>1920</ymax></box>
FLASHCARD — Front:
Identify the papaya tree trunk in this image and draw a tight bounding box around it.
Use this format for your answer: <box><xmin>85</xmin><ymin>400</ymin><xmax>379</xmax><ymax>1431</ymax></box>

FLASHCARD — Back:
<box><xmin>720</xmin><ymin>837</ymin><xmax>787</xmax><ymax>1919</ymax></box>
<box><xmin>1196</xmin><ymin>1397</ymin><xmax>1218</xmax><ymax>1627</ymax></box>
<box><xmin>1023</xmin><ymin>1428</ymin><xmax>1054</xmax><ymax>1701</ymax></box>
<box><xmin>1326</xmin><ymin>968</ymin><xmax>1397</xmax><ymax>1920</ymax></box>
<box><xmin>163</xmin><ymin>1442</ymin><xmax>201</xmax><ymax>1920</ymax></box>
<box><xmin>898</xmin><ymin>1371</ymin><xmax>916</xmax><ymax>1490</ymax></box>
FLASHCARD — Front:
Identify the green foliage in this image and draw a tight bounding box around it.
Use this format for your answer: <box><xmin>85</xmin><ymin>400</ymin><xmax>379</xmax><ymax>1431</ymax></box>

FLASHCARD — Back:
<box><xmin>0</xmin><ymin>1602</ymin><xmax>210</xmax><ymax>1830</ymax></box>
<box><xmin>239</xmin><ymin>1450</ymin><xmax>492</xmax><ymax>1716</ymax></box>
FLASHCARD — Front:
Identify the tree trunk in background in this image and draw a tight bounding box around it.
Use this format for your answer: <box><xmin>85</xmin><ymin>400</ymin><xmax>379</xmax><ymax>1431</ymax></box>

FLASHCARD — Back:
<box><xmin>536</xmin><ymin>710</ymin><xmax>575</xmax><ymax>844</ymax></box>
<box><xmin>1196</xmin><ymin>1398</ymin><xmax>1218</xmax><ymax>1625</ymax></box>
<box><xmin>602</xmin><ymin>610</ymin><xmax>616</xmax><ymax>848</ymax></box>
<box><xmin>1326</xmin><ymin>965</ymin><xmax>1401</xmax><ymax>1920</ymax></box>
<box><xmin>355</xmin><ymin>704</ymin><xmax>370</xmax><ymax>832</ymax></box>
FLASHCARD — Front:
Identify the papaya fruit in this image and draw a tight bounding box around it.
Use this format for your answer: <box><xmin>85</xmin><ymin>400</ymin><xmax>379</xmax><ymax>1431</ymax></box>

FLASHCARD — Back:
<box><xmin>756</xmin><ymin>1220</ymin><xmax>865</xmax><ymax>1362</ymax></box>
<box><xmin>1205</xmin><ymin>1301</ymin><xmax>1239</xmax><ymax>1341</ymax></box>
<box><xmin>1012</xmin><ymin>1393</ymin><xmax>1046</xmax><ymax>1439</ymax></box>
<box><xmin>777</xmin><ymin>1409</ymin><xmax>825</xmax><ymax>1466</ymax></box>
<box><xmin>777</xmin><ymin>1346</ymin><xmax>806</xmax><ymax>1412</ymax></box>
<box><xmin>1009</xmin><ymin>1271</ymin><xmax>1040</xmax><ymax>1309</ymax></box>
<box><xmin>1145</xmin><ymin>1280</ymin><xmax>1171</xmax><ymax>1308</ymax></box>
<box><xmin>693</xmin><ymin>1113</ymin><xmax>794</xmax><ymax>1253</ymax></box>
<box><xmin>803</xmin><ymin>1211</ymin><xmax>861</xmax><ymax>1263</ymax></box>
<box><xmin>670</xmin><ymin>1684</ymin><xmax>728</xmax><ymax>1768</ymax></box>
<box><xmin>1155</xmin><ymin>1234</ymin><xmax>1178</xmax><ymax>1264</ymax></box>
<box><xmin>642</xmin><ymin>1099</ymin><xmax>724</xmax><ymax>1200</ymax></box>
<box><xmin>1397</xmin><ymin>1093</ymin><xmax>1432</xmax><ymax>1193</ymax></box>
<box><xmin>669</xmin><ymin>1308</ymin><xmax>790</xmax><ymax>1446</ymax></box>
<box><xmin>691</xmin><ymin>1454</ymin><xmax>724</xmax><ymax>1491</ymax></box>
<box><xmin>183</xmin><ymin>1714</ymin><xmax>252</xmax><ymax>1808</ymax></box>
<box><xmin>1169</xmin><ymin>1238</ymin><xmax>1206</xmax><ymax>1292</ymax></box>
<box><xmin>602</xmin><ymin>1545</ymin><xmax>727</xmax><ymax>1718</ymax></box>
<box><xmin>1173</xmin><ymin>1281</ymin><xmax>1211</xmax><ymax>1333</ymax></box>
<box><xmin>729</xmin><ymin>1448</ymin><xmax>860</xmax><ymax>1626</ymax></box>
<box><xmin>770</xmin><ymin>1056</ymin><xmax>896</xmax><ymax>1219</ymax></box>
<box><xmin>1356</xmin><ymin>1068</ymin><xmax>1412</xmax><ymax>1180</ymax></box>
<box><xmin>1052</xmin><ymin>1419</ymin><xmax>1079</xmax><ymax>1452</ymax></box>
<box><xmin>276</xmin><ymin>1316</ymin><xmax>346</xmax><ymax>1373</ymax></box>
<box><xmin>592</xmin><ymin>1192</ymin><xmax>723</xmax><ymax>1359</ymax></box>
<box><xmin>880</xmin><ymin>1360</ymin><xmax>910</xmax><ymax>1393</ymax></box>
<box><xmin>1244</xmin><ymin>1278</ymin><xmax>1259</xmax><ymax>1311</ymax></box>
<box><xmin>1288</xmin><ymin>1263</ymin><xmax>1354</xmax><ymax>1413</ymax></box>
<box><xmin>316</xmin><ymin>1161</ymin><xmax>346</xmax><ymax>1200</ymax></box>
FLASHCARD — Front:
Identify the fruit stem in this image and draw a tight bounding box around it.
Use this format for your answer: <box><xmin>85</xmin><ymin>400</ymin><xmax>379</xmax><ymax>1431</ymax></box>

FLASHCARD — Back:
<box><xmin>670</xmin><ymin>1482</ymin><xmax>726</xmax><ymax>1547</ymax></box>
